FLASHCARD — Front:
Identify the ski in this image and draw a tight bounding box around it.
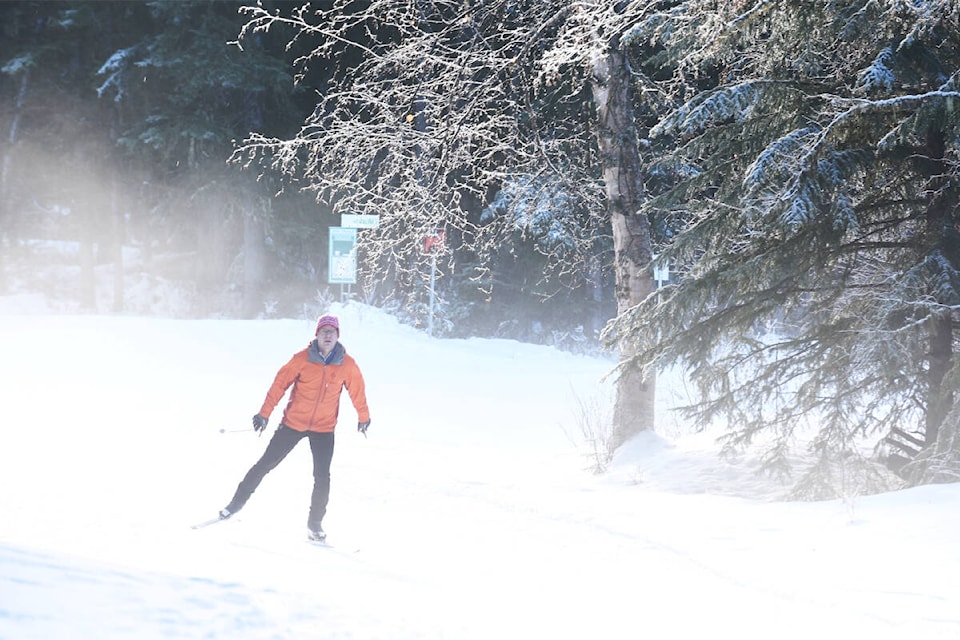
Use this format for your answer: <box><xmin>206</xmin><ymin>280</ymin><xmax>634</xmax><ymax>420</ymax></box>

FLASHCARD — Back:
<box><xmin>307</xmin><ymin>537</ymin><xmax>361</xmax><ymax>554</ymax></box>
<box><xmin>191</xmin><ymin>514</ymin><xmax>229</xmax><ymax>529</ymax></box>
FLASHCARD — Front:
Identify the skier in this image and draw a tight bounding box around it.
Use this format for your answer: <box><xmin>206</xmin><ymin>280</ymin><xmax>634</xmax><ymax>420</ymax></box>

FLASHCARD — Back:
<box><xmin>218</xmin><ymin>314</ymin><xmax>371</xmax><ymax>542</ymax></box>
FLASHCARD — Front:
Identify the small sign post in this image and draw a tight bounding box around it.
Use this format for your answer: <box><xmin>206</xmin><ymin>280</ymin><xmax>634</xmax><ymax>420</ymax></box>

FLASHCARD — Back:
<box><xmin>653</xmin><ymin>254</ymin><xmax>670</xmax><ymax>288</ymax></box>
<box><xmin>423</xmin><ymin>230</ymin><xmax>445</xmax><ymax>336</ymax></box>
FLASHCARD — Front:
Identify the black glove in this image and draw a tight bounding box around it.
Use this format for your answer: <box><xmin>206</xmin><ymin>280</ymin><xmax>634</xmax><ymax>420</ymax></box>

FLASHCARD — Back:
<box><xmin>252</xmin><ymin>414</ymin><xmax>268</xmax><ymax>434</ymax></box>
<box><xmin>358</xmin><ymin>420</ymin><xmax>371</xmax><ymax>436</ymax></box>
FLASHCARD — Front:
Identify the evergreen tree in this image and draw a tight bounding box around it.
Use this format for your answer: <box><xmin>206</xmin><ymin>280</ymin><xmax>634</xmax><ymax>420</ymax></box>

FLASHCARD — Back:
<box><xmin>93</xmin><ymin>0</ymin><xmax>302</xmax><ymax>315</ymax></box>
<box><xmin>612</xmin><ymin>0</ymin><xmax>960</xmax><ymax>494</ymax></box>
<box><xmin>0</xmin><ymin>1</ymin><xmax>307</xmax><ymax>315</ymax></box>
<box><xmin>0</xmin><ymin>1</ymin><xmax>136</xmax><ymax>308</ymax></box>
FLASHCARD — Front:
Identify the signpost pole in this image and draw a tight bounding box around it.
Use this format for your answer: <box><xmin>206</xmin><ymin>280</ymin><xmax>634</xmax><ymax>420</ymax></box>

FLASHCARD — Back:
<box><xmin>423</xmin><ymin>229</ymin><xmax>445</xmax><ymax>337</ymax></box>
<box><xmin>428</xmin><ymin>249</ymin><xmax>436</xmax><ymax>336</ymax></box>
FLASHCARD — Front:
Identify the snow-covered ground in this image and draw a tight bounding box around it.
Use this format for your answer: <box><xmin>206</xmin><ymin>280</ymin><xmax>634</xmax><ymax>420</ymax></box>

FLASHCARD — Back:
<box><xmin>1</xmin><ymin>300</ymin><xmax>958</xmax><ymax>639</ymax></box>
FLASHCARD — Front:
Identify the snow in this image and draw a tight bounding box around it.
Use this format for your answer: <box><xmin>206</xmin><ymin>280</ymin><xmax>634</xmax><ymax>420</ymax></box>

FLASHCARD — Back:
<box><xmin>1</xmin><ymin>300</ymin><xmax>958</xmax><ymax>639</ymax></box>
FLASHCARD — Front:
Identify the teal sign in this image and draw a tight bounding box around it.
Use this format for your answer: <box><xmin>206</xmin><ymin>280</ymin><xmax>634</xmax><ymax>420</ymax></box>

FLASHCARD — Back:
<box><xmin>328</xmin><ymin>226</ymin><xmax>358</xmax><ymax>284</ymax></box>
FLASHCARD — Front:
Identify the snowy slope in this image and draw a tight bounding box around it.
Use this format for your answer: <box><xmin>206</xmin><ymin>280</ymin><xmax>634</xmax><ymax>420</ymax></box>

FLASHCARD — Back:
<box><xmin>1</xmin><ymin>303</ymin><xmax>958</xmax><ymax>639</ymax></box>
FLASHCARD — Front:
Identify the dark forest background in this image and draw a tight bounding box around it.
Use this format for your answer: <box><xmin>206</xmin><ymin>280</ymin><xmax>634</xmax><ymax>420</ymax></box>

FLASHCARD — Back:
<box><xmin>0</xmin><ymin>1</ymin><xmax>612</xmax><ymax>349</ymax></box>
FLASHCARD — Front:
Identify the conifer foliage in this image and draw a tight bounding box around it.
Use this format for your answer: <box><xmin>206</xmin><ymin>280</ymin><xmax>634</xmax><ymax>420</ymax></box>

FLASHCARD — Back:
<box><xmin>613</xmin><ymin>0</ymin><xmax>960</xmax><ymax>494</ymax></box>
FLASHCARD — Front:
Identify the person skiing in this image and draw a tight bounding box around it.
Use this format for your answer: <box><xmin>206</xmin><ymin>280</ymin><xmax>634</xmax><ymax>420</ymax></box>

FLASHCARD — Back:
<box><xmin>218</xmin><ymin>314</ymin><xmax>371</xmax><ymax>542</ymax></box>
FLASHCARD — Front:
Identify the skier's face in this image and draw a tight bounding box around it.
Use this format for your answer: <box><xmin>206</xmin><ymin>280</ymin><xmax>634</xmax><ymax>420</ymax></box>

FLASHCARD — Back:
<box><xmin>317</xmin><ymin>327</ymin><xmax>338</xmax><ymax>354</ymax></box>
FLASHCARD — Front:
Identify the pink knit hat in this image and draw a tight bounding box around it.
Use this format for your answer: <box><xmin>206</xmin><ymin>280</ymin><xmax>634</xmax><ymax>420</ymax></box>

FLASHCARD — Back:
<box><xmin>315</xmin><ymin>314</ymin><xmax>340</xmax><ymax>335</ymax></box>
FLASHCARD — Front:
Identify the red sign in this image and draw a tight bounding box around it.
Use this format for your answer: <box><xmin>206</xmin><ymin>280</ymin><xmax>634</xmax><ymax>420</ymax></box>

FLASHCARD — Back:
<box><xmin>423</xmin><ymin>230</ymin><xmax>445</xmax><ymax>253</ymax></box>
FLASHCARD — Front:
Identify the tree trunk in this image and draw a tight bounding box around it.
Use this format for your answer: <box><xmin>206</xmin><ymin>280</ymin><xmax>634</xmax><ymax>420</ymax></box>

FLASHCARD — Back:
<box><xmin>590</xmin><ymin>46</ymin><xmax>656</xmax><ymax>448</ymax></box>
<box><xmin>243</xmin><ymin>199</ymin><xmax>266</xmax><ymax>318</ymax></box>
<box><xmin>0</xmin><ymin>67</ymin><xmax>31</xmax><ymax>293</ymax></box>
<box><xmin>894</xmin><ymin>132</ymin><xmax>959</xmax><ymax>486</ymax></box>
<box><xmin>925</xmin><ymin>129</ymin><xmax>959</xmax><ymax>447</ymax></box>
<box><xmin>111</xmin><ymin>178</ymin><xmax>125</xmax><ymax>312</ymax></box>
<box><xmin>78</xmin><ymin>227</ymin><xmax>97</xmax><ymax>311</ymax></box>
<box><xmin>927</xmin><ymin>313</ymin><xmax>952</xmax><ymax>445</ymax></box>
<box><xmin>586</xmin><ymin>253</ymin><xmax>605</xmax><ymax>337</ymax></box>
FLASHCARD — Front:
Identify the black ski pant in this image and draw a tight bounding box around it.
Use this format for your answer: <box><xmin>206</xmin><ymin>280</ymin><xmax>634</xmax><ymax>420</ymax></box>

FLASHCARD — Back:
<box><xmin>226</xmin><ymin>425</ymin><xmax>335</xmax><ymax>531</ymax></box>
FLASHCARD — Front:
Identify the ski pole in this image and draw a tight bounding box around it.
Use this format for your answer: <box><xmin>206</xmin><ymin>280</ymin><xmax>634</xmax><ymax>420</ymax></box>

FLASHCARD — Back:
<box><xmin>219</xmin><ymin>428</ymin><xmax>249</xmax><ymax>434</ymax></box>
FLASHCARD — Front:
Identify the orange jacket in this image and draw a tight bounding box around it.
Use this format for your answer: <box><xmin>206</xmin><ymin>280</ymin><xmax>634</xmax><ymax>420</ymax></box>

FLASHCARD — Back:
<box><xmin>258</xmin><ymin>341</ymin><xmax>370</xmax><ymax>433</ymax></box>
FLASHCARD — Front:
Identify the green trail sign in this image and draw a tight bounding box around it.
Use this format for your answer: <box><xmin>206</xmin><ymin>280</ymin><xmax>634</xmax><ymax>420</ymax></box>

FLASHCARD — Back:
<box><xmin>328</xmin><ymin>227</ymin><xmax>358</xmax><ymax>284</ymax></box>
